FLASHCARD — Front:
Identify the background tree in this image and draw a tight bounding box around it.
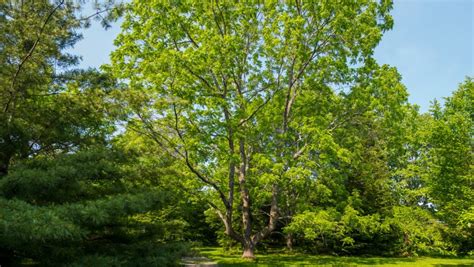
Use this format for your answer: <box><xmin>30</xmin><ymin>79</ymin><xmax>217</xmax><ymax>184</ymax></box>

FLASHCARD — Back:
<box><xmin>0</xmin><ymin>0</ymin><xmax>123</xmax><ymax>176</ymax></box>
<box><xmin>0</xmin><ymin>1</ymin><xmax>192</xmax><ymax>265</ymax></box>
<box><xmin>426</xmin><ymin>79</ymin><xmax>473</xmax><ymax>254</ymax></box>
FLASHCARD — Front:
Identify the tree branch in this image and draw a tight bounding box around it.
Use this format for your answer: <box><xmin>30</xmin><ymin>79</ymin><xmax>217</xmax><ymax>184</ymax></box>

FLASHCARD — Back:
<box><xmin>252</xmin><ymin>183</ymin><xmax>279</xmax><ymax>244</ymax></box>
<box><xmin>172</xmin><ymin>105</ymin><xmax>230</xmax><ymax>209</ymax></box>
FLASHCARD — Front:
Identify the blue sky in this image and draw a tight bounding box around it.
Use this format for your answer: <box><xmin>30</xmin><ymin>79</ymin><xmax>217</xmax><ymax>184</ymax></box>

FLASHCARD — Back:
<box><xmin>71</xmin><ymin>0</ymin><xmax>473</xmax><ymax>111</ymax></box>
<box><xmin>374</xmin><ymin>0</ymin><xmax>473</xmax><ymax>111</ymax></box>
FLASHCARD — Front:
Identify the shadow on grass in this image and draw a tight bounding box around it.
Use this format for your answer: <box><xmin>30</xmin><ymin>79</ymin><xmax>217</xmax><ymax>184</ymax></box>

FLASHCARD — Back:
<box><xmin>196</xmin><ymin>247</ymin><xmax>474</xmax><ymax>267</ymax></box>
<box><xmin>214</xmin><ymin>255</ymin><xmax>416</xmax><ymax>267</ymax></box>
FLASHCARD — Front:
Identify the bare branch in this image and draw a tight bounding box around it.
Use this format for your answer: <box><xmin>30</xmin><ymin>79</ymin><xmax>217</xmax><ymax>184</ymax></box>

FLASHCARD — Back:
<box><xmin>79</xmin><ymin>7</ymin><xmax>115</xmax><ymax>22</ymax></box>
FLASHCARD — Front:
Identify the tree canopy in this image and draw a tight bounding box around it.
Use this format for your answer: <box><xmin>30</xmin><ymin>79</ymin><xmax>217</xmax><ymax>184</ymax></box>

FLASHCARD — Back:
<box><xmin>0</xmin><ymin>0</ymin><xmax>472</xmax><ymax>265</ymax></box>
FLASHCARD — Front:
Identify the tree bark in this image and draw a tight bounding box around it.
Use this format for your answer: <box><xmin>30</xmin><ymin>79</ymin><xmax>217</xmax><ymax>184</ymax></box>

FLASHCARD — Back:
<box><xmin>286</xmin><ymin>232</ymin><xmax>294</xmax><ymax>251</ymax></box>
<box><xmin>238</xmin><ymin>138</ymin><xmax>254</xmax><ymax>258</ymax></box>
<box><xmin>285</xmin><ymin>188</ymin><xmax>296</xmax><ymax>251</ymax></box>
<box><xmin>252</xmin><ymin>183</ymin><xmax>279</xmax><ymax>245</ymax></box>
<box><xmin>242</xmin><ymin>243</ymin><xmax>255</xmax><ymax>259</ymax></box>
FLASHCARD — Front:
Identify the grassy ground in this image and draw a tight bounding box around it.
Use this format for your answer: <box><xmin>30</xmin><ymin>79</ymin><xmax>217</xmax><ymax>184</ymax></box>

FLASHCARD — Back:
<box><xmin>195</xmin><ymin>247</ymin><xmax>474</xmax><ymax>267</ymax></box>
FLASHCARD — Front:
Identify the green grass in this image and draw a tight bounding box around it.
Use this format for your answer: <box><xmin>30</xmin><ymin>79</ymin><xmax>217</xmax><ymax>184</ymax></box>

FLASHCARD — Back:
<box><xmin>195</xmin><ymin>247</ymin><xmax>474</xmax><ymax>267</ymax></box>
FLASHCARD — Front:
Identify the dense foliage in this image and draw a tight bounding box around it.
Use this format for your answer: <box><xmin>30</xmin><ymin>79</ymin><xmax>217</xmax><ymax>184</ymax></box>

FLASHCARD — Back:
<box><xmin>0</xmin><ymin>0</ymin><xmax>472</xmax><ymax>265</ymax></box>
<box><xmin>0</xmin><ymin>1</ymin><xmax>189</xmax><ymax>265</ymax></box>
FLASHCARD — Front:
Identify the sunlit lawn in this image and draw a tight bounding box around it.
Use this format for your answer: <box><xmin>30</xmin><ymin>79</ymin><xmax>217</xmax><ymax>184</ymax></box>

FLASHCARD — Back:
<box><xmin>195</xmin><ymin>247</ymin><xmax>474</xmax><ymax>267</ymax></box>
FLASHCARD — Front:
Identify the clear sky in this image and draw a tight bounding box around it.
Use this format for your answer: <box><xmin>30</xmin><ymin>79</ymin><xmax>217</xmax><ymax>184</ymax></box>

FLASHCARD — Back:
<box><xmin>374</xmin><ymin>0</ymin><xmax>473</xmax><ymax>111</ymax></box>
<box><xmin>71</xmin><ymin>0</ymin><xmax>473</xmax><ymax>111</ymax></box>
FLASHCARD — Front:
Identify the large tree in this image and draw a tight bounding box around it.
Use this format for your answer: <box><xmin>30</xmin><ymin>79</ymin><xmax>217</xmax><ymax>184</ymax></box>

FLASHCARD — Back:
<box><xmin>110</xmin><ymin>0</ymin><xmax>394</xmax><ymax>257</ymax></box>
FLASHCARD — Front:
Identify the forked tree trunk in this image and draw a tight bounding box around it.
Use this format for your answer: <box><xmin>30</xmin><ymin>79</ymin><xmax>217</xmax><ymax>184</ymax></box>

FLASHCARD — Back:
<box><xmin>211</xmin><ymin>132</ymin><xmax>278</xmax><ymax>259</ymax></box>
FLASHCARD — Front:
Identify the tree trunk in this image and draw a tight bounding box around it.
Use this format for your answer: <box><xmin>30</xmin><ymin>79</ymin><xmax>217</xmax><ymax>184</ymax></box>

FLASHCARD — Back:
<box><xmin>284</xmin><ymin>188</ymin><xmax>296</xmax><ymax>251</ymax></box>
<box><xmin>286</xmin><ymin>232</ymin><xmax>294</xmax><ymax>251</ymax></box>
<box><xmin>241</xmin><ymin>184</ymin><xmax>252</xmax><ymax>241</ymax></box>
<box><xmin>242</xmin><ymin>243</ymin><xmax>255</xmax><ymax>259</ymax></box>
<box><xmin>239</xmin><ymin>138</ymin><xmax>254</xmax><ymax>257</ymax></box>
